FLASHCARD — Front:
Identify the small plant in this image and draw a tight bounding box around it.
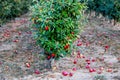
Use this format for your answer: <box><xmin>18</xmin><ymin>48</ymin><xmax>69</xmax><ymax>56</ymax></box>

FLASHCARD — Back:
<box><xmin>93</xmin><ymin>75</ymin><xmax>107</xmax><ymax>80</ymax></box>
<box><xmin>30</xmin><ymin>0</ymin><xmax>86</xmax><ymax>59</ymax></box>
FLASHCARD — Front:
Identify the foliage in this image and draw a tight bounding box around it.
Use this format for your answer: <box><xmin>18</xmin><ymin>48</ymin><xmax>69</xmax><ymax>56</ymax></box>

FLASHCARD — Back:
<box><xmin>81</xmin><ymin>0</ymin><xmax>120</xmax><ymax>22</ymax></box>
<box><xmin>30</xmin><ymin>0</ymin><xmax>86</xmax><ymax>59</ymax></box>
<box><xmin>112</xmin><ymin>0</ymin><xmax>120</xmax><ymax>22</ymax></box>
<box><xmin>0</xmin><ymin>0</ymin><xmax>32</xmax><ymax>24</ymax></box>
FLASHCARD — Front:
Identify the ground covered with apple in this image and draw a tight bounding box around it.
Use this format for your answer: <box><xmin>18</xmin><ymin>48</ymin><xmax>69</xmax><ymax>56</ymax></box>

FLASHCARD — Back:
<box><xmin>0</xmin><ymin>13</ymin><xmax>120</xmax><ymax>80</ymax></box>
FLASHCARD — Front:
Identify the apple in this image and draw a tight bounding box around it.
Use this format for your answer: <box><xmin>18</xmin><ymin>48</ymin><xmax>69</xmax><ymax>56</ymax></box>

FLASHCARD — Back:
<box><xmin>72</xmin><ymin>68</ymin><xmax>77</xmax><ymax>71</ymax></box>
<box><xmin>34</xmin><ymin>70</ymin><xmax>40</xmax><ymax>74</ymax></box>
<box><xmin>25</xmin><ymin>63</ymin><xmax>30</xmax><ymax>68</ymax></box>
<box><xmin>69</xmin><ymin>72</ymin><xmax>73</xmax><ymax>77</ymax></box>
<box><xmin>62</xmin><ymin>71</ymin><xmax>69</xmax><ymax>76</ymax></box>
<box><xmin>86</xmin><ymin>65</ymin><xmax>90</xmax><ymax>69</ymax></box>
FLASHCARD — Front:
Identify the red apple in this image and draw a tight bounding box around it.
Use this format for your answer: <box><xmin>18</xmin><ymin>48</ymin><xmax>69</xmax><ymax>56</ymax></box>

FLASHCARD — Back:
<box><xmin>77</xmin><ymin>55</ymin><xmax>80</xmax><ymax>58</ymax></box>
<box><xmin>62</xmin><ymin>71</ymin><xmax>69</xmax><ymax>76</ymax></box>
<box><xmin>51</xmin><ymin>53</ymin><xmax>55</xmax><ymax>58</ymax></box>
<box><xmin>104</xmin><ymin>45</ymin><xmax>110</xmax><ymax>51</ymax></box>
<box><xmin>64</xmin><ymin>44</ymin><xmax>70</xmax><ymax>50</ymax></box>
<box><xmin>89</xmin><ymin>68</ymin><xmax>93</xmax><ymax>73</ymax></box>
<box><xmin>18</xmin><ymin>31</ymin><xmax>21</xmax><ymax>35</ymax></box>
<box><xmin>77</xmin><ymin>51</ymin><xmax>80</xmax><ymax>55</ymax></box>
<box><xmin>86</xmin><ymin>59</ymin><xmax>90</xmax><ymax>62</ymax></box>
<box><xmin>45</xmin><ymin>26</ymin><xmax>49</xmax><ymax>31</ymax></box>
<box><xmin>99</xmin><ymin>66</ymin><xmax>104</xmax><ymax>71</ymax></box>
<box><xmin>34</xmin><ymin>70</ymin><xmax>40</xmax><ymax>74</ymax></box>
<box><xmin>92</xmin><ymin>59</ymin><xmax>96</xmax><ymax>62</ymax></box>
<box><xmin>73</xmin><ymin>59</ymin><xmax>77</xmax><ymax>64</ymax></box>
<box><xmin>87</xmin><ymin>61</ymin><xmax>90</xmax><ymax>64</ymax></box>
<box><xmin>25</xmin><ymin>63</ymin><xmax>30</xmax><ymax>68</ymax></box>
<box><xmin>107</xmin><ymin>68</ymin><xmax>112</xmax><ymax>72</ymax></box>
<box><xmin>47</xmin><ymin>56</ymin><xmax>51</xmax><ymax>60</ymax></box>
<box><xmin>69</xmin><ymin>72</ymin><xmax>73</xmax><ymax>77</ymax></box>
<box><xmin>72</xmin><ymin>68</ymin><xmax>77</xmax><ymax>71</ymax></box>
<box><xmin>13</xmin><ymin>39</ymin><xmax>19</xmax><ymax>42</ymax></box>
<box><xmin>86</xmin><ymin>65</ymin><xmax>90</xmax><ymax>69</ymax></box>
<box><xmin>92</xmin><ymin>68</ymin><xmax>96</xmax><ymax>72</ymax></box>
<box><xmin>83</xmin><ymin>56</ymin><xmax>85</xmax><ymax>58</ymax></box>
<box><xmin>77</xmin><ymin>42</ymin><xmax>82</xmax><ymax>46</ymax></box>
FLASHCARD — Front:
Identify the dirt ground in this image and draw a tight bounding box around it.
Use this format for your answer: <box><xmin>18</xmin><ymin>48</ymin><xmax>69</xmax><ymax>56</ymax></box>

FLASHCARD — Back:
<box><xmin>0</xmin><ymin>13</ymin><xmax>120</xmax><ymax>80</ymax></box>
